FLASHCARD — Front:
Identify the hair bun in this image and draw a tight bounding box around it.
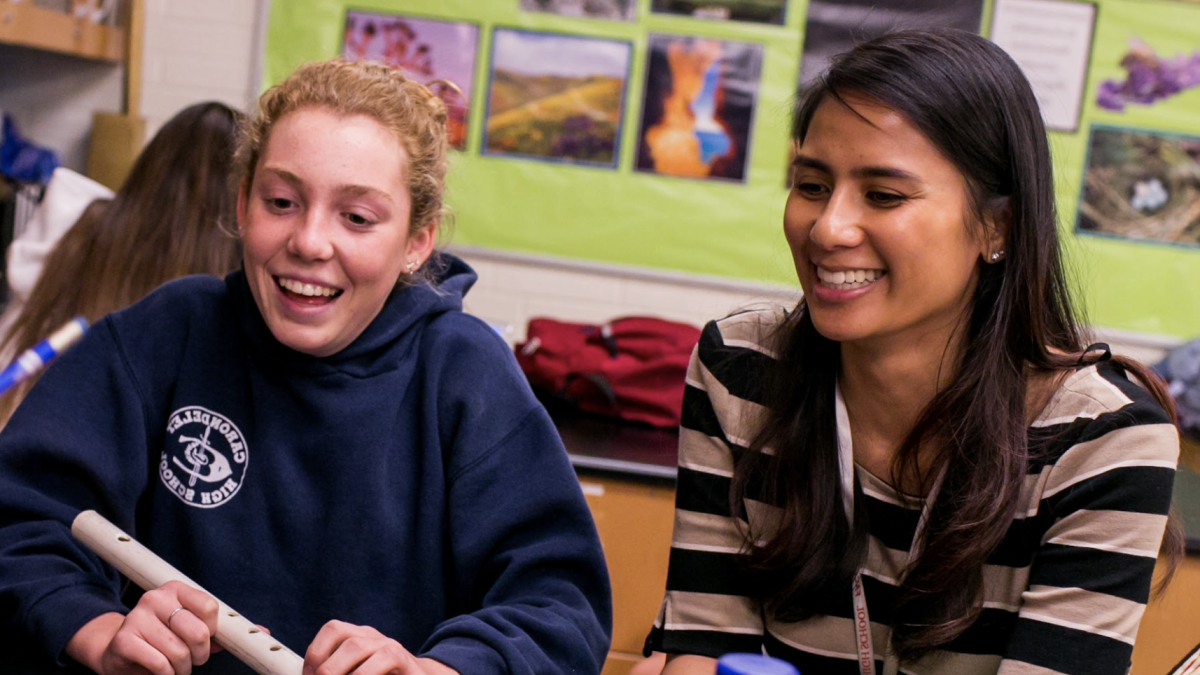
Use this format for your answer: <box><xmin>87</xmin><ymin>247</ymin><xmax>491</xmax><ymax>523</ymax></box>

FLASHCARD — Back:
<box><xmin>422</xmin><ymin>79</ymin><xmax>461</xmax><ymax>125</ymax></box>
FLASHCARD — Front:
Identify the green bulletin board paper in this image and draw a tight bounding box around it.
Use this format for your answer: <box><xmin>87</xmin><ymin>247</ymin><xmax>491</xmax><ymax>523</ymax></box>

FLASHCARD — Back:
<box><xmin>264</xmin><ymin>0</ymin><xmax>1200</xmax><ymax>339</ymax></box>
<box><xmin>1056</xmin><ymin>0</ymin><xmax>1200</xmax><ymax>339</ymax></box>
<box><xmin>265</xmin><ymin>0</ymin><xmax>803</xmax><ymax>287</ymax></box>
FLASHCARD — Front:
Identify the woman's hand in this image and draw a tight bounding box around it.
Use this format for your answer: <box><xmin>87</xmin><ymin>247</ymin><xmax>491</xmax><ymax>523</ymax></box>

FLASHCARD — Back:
<box><xmin>304</xmin><ymin>621</ymin><xmax>460</xmax><ymax>675</ymax></box>
<box><xmin>66</xmin><ymin>580</ymin><xmax>219</xmax><ymax>675</ymax></box>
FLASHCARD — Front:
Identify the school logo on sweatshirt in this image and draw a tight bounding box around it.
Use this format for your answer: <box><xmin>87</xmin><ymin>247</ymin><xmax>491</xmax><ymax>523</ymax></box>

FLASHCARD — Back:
<box><xmin>160</xmin><ymin>406</ymin><xmax>248</xmax><ymax>508</ymax></box>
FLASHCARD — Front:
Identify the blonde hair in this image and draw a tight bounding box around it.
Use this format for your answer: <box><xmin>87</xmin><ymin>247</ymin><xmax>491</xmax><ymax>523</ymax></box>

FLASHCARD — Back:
<box><xmin>235</xmin><ymin>59</ymin><xmax>450</xmax><ymax>239</ymax></box>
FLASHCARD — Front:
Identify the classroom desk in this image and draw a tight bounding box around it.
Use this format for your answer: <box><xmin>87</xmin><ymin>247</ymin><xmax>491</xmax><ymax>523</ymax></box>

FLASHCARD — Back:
<box><xmin>548</xmin><ymin>403</ymin><xmax>678</xmax><ymax>675</ymax></box>
<box><xmin>558</xmin><ymin>407</ymin><xmax>679</xmax><ymax>484</ymax></box>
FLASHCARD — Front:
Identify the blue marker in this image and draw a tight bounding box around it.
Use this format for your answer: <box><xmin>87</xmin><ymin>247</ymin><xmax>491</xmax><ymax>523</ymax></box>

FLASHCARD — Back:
<box><xmin>717</xmin><ymin>654</ymin><xmax>800</xmax><ymax>675</ymax></box>
<box><xmin>0</xmin><ymin>317</ymin><xmax>88</xmax><ymax>396</ymax></box>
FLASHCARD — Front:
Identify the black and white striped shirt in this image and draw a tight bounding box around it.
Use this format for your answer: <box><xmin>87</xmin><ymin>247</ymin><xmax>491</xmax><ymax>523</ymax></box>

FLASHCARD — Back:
<box><xmin>647</xmin><ymin>310</ymin><xmax>1179</xmax><ymax>675</ymax></box>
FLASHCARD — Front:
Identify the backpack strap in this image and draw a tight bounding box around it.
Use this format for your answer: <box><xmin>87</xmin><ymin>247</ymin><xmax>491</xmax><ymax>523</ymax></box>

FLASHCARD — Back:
<box><xmin>597</xmin><ymin>323</ymin><xmax>619</xmax><ymax>359</ymax></box>
<box><xmin>1078</xmin><ymin>342</ymin><xmax>1112</xmax><ymax>366</ymax></box>
<box><xmin>561</xmin><ymin>372</ymin><xmax>620</xmax><ymax>413</ymax></box>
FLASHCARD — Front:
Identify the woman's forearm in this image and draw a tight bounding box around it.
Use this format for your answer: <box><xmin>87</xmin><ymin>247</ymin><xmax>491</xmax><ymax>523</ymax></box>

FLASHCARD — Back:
<box><xmin>661</xmin><ymin>654</ymin><xmax>718</xmax><ymax>675</ymax></box>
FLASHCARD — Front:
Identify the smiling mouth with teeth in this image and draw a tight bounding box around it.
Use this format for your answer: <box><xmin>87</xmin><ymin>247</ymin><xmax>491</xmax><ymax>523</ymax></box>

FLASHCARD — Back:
<box><xmin>276</xmin><ymin>277</ymin><xmax>344</xmax><ymax>300</ymax></box>
<box><xmin>815</xmin><ymin>266</ymin><xmax>887</xmax><ymax>291</ymax></box>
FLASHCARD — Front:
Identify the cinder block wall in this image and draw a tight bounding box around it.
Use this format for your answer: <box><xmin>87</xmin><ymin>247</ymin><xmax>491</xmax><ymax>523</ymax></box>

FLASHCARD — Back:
<box><xmin>140</xmin><ymin>0</ymin><xmax>264</xmax><ymax>137</ymax></box>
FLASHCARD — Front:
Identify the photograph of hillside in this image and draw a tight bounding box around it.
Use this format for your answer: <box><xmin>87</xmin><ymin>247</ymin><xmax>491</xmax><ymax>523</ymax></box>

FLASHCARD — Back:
<box><xmin>651</xmin><ymin>0</ymin><xmax>786</xmax><ymax>24</ymax></box>
<box><xmin>484</xmin><ymin>29</ymin><xmax>632</xmax><ymax>167</ymax></box>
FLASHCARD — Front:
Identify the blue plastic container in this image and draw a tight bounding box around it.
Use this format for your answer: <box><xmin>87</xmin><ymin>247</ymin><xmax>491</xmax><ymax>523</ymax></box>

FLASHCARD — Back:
<box><xmin>716</xmin><ymin>653</ymin><xmax>800</xmax><ymax>675</ymax></box>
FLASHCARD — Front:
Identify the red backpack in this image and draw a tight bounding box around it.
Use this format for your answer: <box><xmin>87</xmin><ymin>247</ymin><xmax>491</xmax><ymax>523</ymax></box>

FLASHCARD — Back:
<box><xmin>515</xmin><ymin>317</ymin><xmax>701</xmax><ymax>428</ymax></box>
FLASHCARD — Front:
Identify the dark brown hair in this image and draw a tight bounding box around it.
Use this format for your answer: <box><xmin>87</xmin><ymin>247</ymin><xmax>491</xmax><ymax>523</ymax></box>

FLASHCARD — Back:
<box><xmin>0</xmin><ymin>101</ymin><xmax>244</xmax><ymax>425</ymax></box>
<box><xmin>735</xmin><ymin>28</ymin><xmax>1182</xmax><ymax>662</ymax></box>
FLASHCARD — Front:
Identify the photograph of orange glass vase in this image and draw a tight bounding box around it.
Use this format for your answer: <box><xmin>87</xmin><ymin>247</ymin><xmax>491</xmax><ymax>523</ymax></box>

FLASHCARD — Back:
<box><xmin>635</xmin><ymin>34</ymin><xmax>762</xmax><ymax>182</ymax></box>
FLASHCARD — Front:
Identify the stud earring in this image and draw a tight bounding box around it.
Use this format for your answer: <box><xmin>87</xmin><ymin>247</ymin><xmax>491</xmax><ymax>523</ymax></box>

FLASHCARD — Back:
<box><xmin>990</xmin><ymin>250</ymin><xmax>1005</xmax><ymax>262</ymax></box>
<box><xmin>405</xmin><ymin>259</ymin><xmax>419</xmax><ymax>273</ymax></box>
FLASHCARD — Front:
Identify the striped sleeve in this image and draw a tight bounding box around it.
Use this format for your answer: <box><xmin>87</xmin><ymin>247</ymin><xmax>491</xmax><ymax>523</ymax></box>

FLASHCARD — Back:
<box><xmin>998</xmin><ymin>364</ymin><xmax>1179</xmax><ymax>675</ymax></box>
<box><xmin>645</xmin><ymin>314</ymin><xmax>779</xmax><ymax>657</ymax></box>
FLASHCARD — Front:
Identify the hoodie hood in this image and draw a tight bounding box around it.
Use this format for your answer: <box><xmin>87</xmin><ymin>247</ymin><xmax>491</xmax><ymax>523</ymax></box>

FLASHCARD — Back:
<box><xmin>228</xmin><ymin>251</ymin><xmax>478</xmax><ymax>377</ymax></box>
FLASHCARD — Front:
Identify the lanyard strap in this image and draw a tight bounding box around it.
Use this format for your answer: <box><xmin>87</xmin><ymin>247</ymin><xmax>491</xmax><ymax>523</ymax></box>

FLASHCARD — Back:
<box><xmin>851</xmin><ymin>573</ymin><xmax>877</xmax><ymax>675</ymax></box>
<box><xmin>836</xmin><ymin>383</ymin><xmax>944</xmax><ymax>675</ymax></box>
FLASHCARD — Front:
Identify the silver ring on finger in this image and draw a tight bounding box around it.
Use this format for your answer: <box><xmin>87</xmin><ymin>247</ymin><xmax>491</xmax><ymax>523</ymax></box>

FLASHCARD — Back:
<box><xmin>166</xmin><ymin>606</ymin><xmax>185</xmax><ymax>630</ymax></box>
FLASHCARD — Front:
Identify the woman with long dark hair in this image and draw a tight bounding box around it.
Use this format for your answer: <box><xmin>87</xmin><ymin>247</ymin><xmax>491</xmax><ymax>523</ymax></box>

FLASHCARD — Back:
<box><xmin>647</xmin><ymin>29</ymin><xmax>1182</xmax><ymax>675</ymax></box>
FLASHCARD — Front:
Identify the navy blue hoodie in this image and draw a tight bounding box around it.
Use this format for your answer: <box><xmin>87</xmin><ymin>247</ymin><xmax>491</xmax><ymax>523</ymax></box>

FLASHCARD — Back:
<box><xmin>0</xmin><ymin>254</ymin><xmax>612</xmax><ymax>674</ymax></box>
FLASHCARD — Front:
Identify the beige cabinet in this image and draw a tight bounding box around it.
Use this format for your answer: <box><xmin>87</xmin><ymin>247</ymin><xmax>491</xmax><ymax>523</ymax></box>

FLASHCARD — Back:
<box><xmin>1131</xmin><ymin>555</ymin><xmax>1200</xmax><ymax>675</ymax></box>
<box><xmin>1131</xmin><ymin>437</ymin><xmax>1200</xmax><ymax>675</ymax></box>
<box><xmin>577</xmin><ymin>473</ymin><xmax>675</xmax><ymax>675</ymax></box>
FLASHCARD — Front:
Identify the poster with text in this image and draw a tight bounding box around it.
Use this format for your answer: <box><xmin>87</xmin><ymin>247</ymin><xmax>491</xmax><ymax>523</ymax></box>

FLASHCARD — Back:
<box><xmin>342</xmin><ymin>11</ymin><xmax>478</xmax><ymax>150</ymax></box>
<box><xmin>650</xmin><ymin>0</ymin><xmax>785</xmax><ymax>24</ymax></box>
<box><xmin>519</xmin><ymin>0</ymin><xmax>636</xmax><ymax>21</ymax></box>
<box><xmin>992</xmin><ymin>0</ymin><xmax>1096</xmax><ymax>132</ymax></box>
<box><xmin>1078</xmin><ymin>126</ymin><xmax>1200</xmax><ymax>247</ymax></box>
<box><xmin>636</xmin><ymin>34</ymin><xmax>762</xmax><ymax>182</ymax></box>
<box><xmin>483</xmin><ymin>29</ymin><xmax>632</xmax><ymax>168</ymax></box>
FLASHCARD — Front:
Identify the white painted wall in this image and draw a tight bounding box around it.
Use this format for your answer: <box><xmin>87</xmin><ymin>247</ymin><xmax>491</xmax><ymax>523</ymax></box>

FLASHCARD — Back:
<box><xmin>139</xmin><ymin>0</ymin><xmax>265</xmax><ymax>137</ymax></box>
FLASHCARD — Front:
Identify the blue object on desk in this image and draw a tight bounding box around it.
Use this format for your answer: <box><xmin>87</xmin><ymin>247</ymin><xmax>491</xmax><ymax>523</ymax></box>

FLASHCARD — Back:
<box><xmin>0</xmin><ymin>317</ymin><xmax>88</xmax><ymax>396</ymax></box>
<box><xmin>717</xmin><ymin>653</ymin><xmax>799</xmax><ymax>675</ymax></box>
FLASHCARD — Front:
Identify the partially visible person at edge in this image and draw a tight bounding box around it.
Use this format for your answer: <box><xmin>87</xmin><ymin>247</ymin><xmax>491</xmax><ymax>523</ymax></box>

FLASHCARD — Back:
<box><xmin>0</xmin><ymin>101</ymin><xmax>244</xmax><ymax>427</ymax></box>
<box><xmin>646</xmin><ymin>29</ymin><xmax>1182</xmax><ymax>675</ymax></box>
<box><xmin>0</xmin><ymin>59</ymin><xmax>611</xmax><ymax>675</ymax></box>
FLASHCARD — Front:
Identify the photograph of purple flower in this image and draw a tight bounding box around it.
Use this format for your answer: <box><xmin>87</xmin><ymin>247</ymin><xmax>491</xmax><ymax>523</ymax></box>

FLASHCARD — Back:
<box><xmin>1096</xmin><ymin>38</ymin><xmax>1200</xmax><ymax>112</ymax></box>
<box><xmin>342</xmin><ymin>11</ymin><xmax>479</xmax><ymax>150</ymax></box>
<box><xmin>1078</xmin><ymin>126</ymin><xmax>1200</xmax><ymax>247</ymax></box>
